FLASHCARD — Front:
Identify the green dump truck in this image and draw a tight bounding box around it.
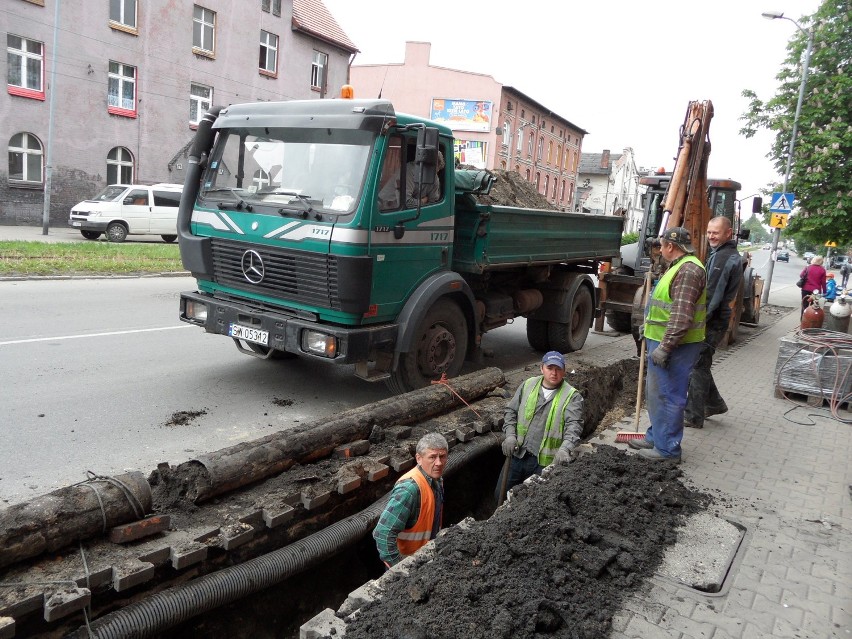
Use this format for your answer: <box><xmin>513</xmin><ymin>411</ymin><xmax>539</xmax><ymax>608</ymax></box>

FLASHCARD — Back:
<box><xmin>178</xmin><ymin>99</ymin><xmax>623</xmax><ymax>392</ymax></box>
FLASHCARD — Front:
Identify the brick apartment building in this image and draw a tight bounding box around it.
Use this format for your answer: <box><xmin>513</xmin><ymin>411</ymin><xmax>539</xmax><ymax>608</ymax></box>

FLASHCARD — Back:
<box><xmin>351</xmin><ymin>42</ymin><xmax>586</xmax><ymax>211</ymax></box>
<box><xmin>2</xmin><ymin>0</ymin><xmax>357</xmax><ymax>225</ymax></box>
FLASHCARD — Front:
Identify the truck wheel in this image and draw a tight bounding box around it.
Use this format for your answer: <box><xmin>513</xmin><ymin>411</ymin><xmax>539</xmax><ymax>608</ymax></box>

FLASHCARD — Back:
<box><xmin>105</xmin><ymin>222</ymin><xmax>128</xmax><ymax>243</ymax></box>
<box><xmin>548</xmin><ymin>286</ymin><xmax>593</xmax><ymax>352</ymax></box>
<box><xmin>526</xmin><ymin>318</ymin><xmax>551</xmax><ymax>352</ymax></box>
<box><xmin>387</xmin><ymin>299</ymin><xmax>468</xmax><ymax>394</ymax></box>
<box><xmin>161</xmin><ymin>234</ymin><xmax>177</xmax><ymax>243</ymax></box>
<box><xmin>605</xmin><ymin>309</ymin><xmax>632</xmax><ymax>333</ymax></box>
<box><xmin>81</xmin><ymin>230</ymin><xmax>101</xmax><ymax>240</ymax></box>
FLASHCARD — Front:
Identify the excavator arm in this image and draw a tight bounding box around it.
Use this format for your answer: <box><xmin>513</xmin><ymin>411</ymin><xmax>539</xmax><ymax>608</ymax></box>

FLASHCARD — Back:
<box><xmin>659</xmin><ymin>100</ymin><xmax>713</xmax><ymax>264</ymax></box>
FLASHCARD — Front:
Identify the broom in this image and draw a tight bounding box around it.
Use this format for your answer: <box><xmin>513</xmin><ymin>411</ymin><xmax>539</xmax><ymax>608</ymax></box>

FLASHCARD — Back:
<box><xmin>615</xmin><ymin>271</ymin><xmax>652</xmax><ymax>443</ymax></box>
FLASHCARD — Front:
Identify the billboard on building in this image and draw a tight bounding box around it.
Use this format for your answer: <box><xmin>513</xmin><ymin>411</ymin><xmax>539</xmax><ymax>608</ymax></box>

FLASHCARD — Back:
<box><xmin>430</xmin><ymin>99</ymin><xmax>492</xmax><ymax>133</ymax></box>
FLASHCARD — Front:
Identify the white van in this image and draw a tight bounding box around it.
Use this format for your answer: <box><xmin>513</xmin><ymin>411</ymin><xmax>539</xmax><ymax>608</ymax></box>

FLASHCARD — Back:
<box><xmin>68</xmin><ymin>183</ymin><xmax>183</xmax><ymax>242</ymax></box>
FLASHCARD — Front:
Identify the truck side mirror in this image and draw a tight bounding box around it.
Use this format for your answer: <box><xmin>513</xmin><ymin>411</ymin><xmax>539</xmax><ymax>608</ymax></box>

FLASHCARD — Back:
<box><xmin>751</xmin><ymin>197</ymin><xmax>763</xmax><ymax>214</ymax></box>
<box><xmin>415</xmin><ymin>127</ymin><xmax>438</xmax><ymax>186</ymax></box>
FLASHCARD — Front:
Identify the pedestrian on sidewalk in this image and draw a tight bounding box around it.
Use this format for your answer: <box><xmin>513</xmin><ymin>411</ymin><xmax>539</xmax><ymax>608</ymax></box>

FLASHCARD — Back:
<box><xmin>629</xmin><ymin>227</ymin><xmax>706</xmax><ymax>462</ymax></box>
<box><xmin>799</xmin><ymin>256</ymin><xmax>826</xmax><ymax>317</ymax></box>
<box><xmin>498</xmin><ymin>351</ymin><xmax>583</xmax><ymax>493</ymax></box>
<box><xmin>373</xmin><ymin>433</ymin><xmax>448</xmax><ymax>568</ymax></box>
<box><xmin>840</xmin><ymin>260</ymin><xmax>850</xmax><ymax>289</ymax></box>
<box><xmin>825</xmin><ymin>272</ymin><xmax>837</xmax><ymax>302</ymax></box>
<box><xmin>684</xmin><ymin>217</ymin><xmax>741</xmax><ymax>429</ymax></box>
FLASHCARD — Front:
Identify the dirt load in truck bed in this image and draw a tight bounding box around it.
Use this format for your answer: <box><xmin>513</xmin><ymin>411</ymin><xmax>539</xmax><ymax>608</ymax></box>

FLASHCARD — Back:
<box><xmin>462</xmin><ymin>167</ymin><xmax>560</xmax><ymax>211</ymax></box>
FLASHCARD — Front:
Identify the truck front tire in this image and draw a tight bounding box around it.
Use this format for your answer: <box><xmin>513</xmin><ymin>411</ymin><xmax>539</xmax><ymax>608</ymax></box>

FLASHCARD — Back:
<box><xmin>387</xmin><ymin>299</ymin><xmax>468</xmax><ymax>394</ymax></box>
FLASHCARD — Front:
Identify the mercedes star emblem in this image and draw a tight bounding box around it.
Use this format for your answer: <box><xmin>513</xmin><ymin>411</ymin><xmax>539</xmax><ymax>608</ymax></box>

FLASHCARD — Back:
<box><xmin>241</xmin><ymin>250</ymin><xmax>265</xmax><ymax>284</ymax></box>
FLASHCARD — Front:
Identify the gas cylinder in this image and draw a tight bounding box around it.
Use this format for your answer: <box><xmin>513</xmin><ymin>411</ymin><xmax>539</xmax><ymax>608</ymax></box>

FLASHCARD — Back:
<box><xmin>801</xmin><ymin>294</ymin><xmax>825</xmax><ymax>330</ymax></box>
<box><xmin>824</xmin><ymin>295</ymin><xmax>851</xmax><ymax>333</ymax></box>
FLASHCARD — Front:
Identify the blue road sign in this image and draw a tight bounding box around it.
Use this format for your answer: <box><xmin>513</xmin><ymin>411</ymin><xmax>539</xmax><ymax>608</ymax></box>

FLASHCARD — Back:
<box><xmin>770</xmin><ymin>192</ymin><xmax>795</xmax><ymax>213</ymax></box>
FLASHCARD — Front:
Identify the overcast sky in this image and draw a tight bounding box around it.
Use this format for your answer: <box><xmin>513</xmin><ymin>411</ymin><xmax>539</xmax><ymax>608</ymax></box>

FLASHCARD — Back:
<box><xmin>323</xmin><ymin>0</ymin><xmax>821</xmax><ymax>208</ymax></box>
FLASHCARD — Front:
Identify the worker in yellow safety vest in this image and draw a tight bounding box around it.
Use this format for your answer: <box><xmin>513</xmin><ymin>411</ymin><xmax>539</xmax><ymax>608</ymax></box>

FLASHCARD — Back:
<box><xmin>499</xmin><ymin>350</ymin><xmax>584</xmax><ymax>493</ymax></box>
<box><xmin>628</xmin><ymin>227</ymin><xmax>706</xmax><ymax>462</ymax></box>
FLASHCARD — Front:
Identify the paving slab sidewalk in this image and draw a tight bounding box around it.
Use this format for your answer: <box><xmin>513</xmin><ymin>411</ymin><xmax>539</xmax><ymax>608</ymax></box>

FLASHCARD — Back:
<box><xmin>602</xmin><ymin>308</ymin><xmax>851</xmax><ymax>639</ymax></box>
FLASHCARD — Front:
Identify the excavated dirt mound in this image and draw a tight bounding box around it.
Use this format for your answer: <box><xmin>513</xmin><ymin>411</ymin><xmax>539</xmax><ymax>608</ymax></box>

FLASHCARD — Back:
<box><xmin>344</xmin><ymin>445</ymin><xmax>710</xmax><ymax>639</ymax></box>
<box><xmin>463</xmin><ymin>167</ymin><xmax>559</xmax><ymax>211</ymax></box>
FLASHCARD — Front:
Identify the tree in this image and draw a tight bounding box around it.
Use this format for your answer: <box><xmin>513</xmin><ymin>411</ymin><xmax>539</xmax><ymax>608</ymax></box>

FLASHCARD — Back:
<box><xmin>740</xmin><ymin>214</ymin><xmax>770</xmax><ymax>244</ymax></box>
<box><xmin>740</xmin><ymin>0</ymin><xmax>851</xmax><ymax>245</ymax></box>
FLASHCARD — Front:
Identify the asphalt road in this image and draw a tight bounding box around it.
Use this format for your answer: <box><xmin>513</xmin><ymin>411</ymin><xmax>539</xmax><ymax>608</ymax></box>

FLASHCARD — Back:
<box><xmin>0</xmin><ymin>246</ymin><xmax>809</xmax><ymax>507</ymax></box>
<box><xmin>0</xmin><ymin>275</ymin><xmax>622</xmax><ymax>506</ymax></box>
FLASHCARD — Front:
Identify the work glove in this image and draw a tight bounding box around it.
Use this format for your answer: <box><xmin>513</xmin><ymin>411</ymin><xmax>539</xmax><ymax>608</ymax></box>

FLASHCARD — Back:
<box><xmin>651</xmin><ymin>347</ymin><xmax>670</xmax><ymax>369</ymax></box>
<box><xmin>501</xmin><ymin>435</ymin><xmax>517</xmax><ymax>457</ymax></box>
<box><xmin>553</xmin><ymin>445</ymin><xmax>575</xmax><ymax>466</ymax></box>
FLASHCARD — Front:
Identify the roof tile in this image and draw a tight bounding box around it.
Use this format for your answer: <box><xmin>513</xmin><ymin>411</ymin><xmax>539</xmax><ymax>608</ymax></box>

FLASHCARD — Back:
<box><xmin>292</xmin><ymin>0</ymin><xmax>359</xmax><ymax>53</ymax></box>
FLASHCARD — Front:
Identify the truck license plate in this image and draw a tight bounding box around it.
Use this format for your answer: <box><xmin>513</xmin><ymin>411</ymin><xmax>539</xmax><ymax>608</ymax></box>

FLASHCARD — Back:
<box><xmin>229</xmin><ymin>323</ymin><xmax>268</xmax><ymax>345</ymax></box>
<box><xmin>71</xmin><ymin>221</ymin><xmax>81</xmax><ymax>227</ymax></box>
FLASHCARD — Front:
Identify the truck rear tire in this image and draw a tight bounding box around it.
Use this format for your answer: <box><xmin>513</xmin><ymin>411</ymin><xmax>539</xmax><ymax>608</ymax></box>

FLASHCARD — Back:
<box><xmin>386</xmin><ymin>299</ymin><xmax>468</xmax><ymax>394</ymax></box>
<box><xmin>81</xmin><ymin>230</ymin><xmax>101</xmax><ymax>240</ymax></box>
<box><xmin>161</xmin><ymin>234</ymin><xmax>177</xmax><ymax>243</ymax></box>
<box><xmin>525</xmin><ymin>318</ymin><xmax>550</xmax><ymax>352</ymax></box>
<box><xmin>605</xmin><ymin>309</ymin><xmax>632</xmax><ymax>333</ymax></box>
<box><xmin>548</xmin><ymin>285</ymin><xmax>593</xmax><ymax>352</ymax></box>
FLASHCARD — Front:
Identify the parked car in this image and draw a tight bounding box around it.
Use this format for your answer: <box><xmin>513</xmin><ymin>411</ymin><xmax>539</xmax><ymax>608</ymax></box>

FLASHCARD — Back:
<box><xmin>68</xmin><ymin>183</ymin><xmax>183</xmax><ymax>242</ymax></box>
<box><xmin>803</xmin><ymin>251</ymin><xmax>815</xmax><ymax>264</ymax></box>
<box><xmin>777</xmin><ymin>250</ymin><xmax>790</xmax><ymax>262</ymax></box>
<box><xmin>829</xmin><ymin>255</ymin><xmax>849</xmax><ymax>270</ymax></box>
<box><xmin>763</xmin><ymin>243</ymin><xmax>772</xmax><ymax>250</ymax></box>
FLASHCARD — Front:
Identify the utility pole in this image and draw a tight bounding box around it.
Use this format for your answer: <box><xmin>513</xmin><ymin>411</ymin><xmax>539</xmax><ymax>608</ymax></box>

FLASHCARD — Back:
<box><xmin>42</xmin><ymin>0</ymin><xmax>61</xmax><ymax>235</ymax></box>
<box><xmin>760</xmin><ymin>12</ymin><xmax>814</xmax><ymax>305</ymax></box>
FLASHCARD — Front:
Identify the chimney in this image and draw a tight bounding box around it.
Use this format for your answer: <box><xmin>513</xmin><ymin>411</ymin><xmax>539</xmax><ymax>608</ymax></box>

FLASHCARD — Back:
<box><xmin>404</xmin><ymin>42</ymin><xmax>432</xmax><ymax>67</ymax></box>
<box><xmin>600</xmin><ymin>150</ymin><xmax>610</xmax><ymax>170</ymax></box>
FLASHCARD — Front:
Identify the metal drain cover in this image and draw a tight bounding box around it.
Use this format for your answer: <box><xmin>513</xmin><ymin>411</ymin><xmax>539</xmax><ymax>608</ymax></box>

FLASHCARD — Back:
<box><xmin>657</xmin><ymin>513</ymin><xmax>744</xmax><ymax>593</ymax></box>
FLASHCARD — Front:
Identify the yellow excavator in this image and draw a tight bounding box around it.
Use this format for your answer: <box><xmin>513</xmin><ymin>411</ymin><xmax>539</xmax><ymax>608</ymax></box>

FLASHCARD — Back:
<box><xmin>598</xmin><ymin>100</ymin><xmax>762</xmax><ymax>346</ymax></box>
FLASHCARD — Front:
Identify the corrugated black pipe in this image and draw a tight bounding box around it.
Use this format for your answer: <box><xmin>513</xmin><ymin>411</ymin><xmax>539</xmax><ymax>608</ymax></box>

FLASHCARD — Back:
<box><xmin>70</xmin><ymin>436</ymin><xmax>497</xmax><ymax>638</ymax></box>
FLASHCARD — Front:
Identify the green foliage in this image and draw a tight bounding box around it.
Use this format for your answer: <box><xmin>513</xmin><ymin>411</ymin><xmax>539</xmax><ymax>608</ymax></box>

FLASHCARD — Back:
<box><xmin>740</xmin><ymin>215</ymin><xmax>770</xmax><ymax>243</ymax></box>
<box><xmin>0</xmin><ymin>241</ymin><xmax>183</xmax><ymax>276</ymax></box>
<box><xmin>740</xmin><ymin>0</ymin><xmax>852</xmax><ymax>245</ymax></box>
<box><xmin>621</xmin><ymin>232</ymin><xmax>639</xmax><ymax>246</ymax></box>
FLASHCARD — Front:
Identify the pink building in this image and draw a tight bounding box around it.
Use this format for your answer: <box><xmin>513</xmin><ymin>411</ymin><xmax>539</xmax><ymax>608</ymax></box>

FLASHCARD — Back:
<box><xmin>350</xmin><ymin>42</ymin><xmax>586</xmax><ymax>210</ymax></box>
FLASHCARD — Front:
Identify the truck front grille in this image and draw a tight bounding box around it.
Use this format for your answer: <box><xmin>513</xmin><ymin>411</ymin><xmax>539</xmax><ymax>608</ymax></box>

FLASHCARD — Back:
<box><xmin>210</xmin><ymin>239</ymin><xmax>340</xmax><ymax>310</ymax></box>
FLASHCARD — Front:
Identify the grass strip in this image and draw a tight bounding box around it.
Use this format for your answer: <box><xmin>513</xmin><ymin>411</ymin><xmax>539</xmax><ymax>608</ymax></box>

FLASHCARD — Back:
<box><xmin>0</xmin><ymin>241</ymin><xmax>184</xmax><ymax>276</ymax></box>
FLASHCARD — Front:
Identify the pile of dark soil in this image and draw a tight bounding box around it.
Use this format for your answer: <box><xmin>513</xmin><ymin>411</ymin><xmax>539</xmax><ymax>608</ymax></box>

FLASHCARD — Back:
<box><xmin>344</xmin><ymin>445</ymin><xmax>709</xmax><ymax>639</ymax></box>
<box><xmin>462</xmin><ymin>167</ymin><xmax>559</xmax><ymax>211</ymax></box>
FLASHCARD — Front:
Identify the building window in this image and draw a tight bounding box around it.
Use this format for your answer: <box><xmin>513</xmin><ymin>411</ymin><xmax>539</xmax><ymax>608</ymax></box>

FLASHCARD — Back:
<box><xmin>560</xmin><ymin>180</ymin><xmax>566</xmax><ymax>202</ymax></box>
<box><xmin>9</xmin><ymin>132</ymin><xmax>43</xmax><ymax>184</ymax></box>
<box><xmin>252</xmin><ymin>169</ymin><xmax>271</xmax><ymax>189</ymax></box>
<box><xmin>544</xmin><ymin>175</ymin><xmax>549</xmax><ymax>195</ymax></box>
<box><xmin>535</xmin><ymin>172</ymin><xmax>540</xmax><ymax>190</ymax></box>
<box><xmin>527</xmin><ymin>134</ymin><xmax>533</xmax><ymax>158</ymax></box>
<box><xmin>557</xmin><ymin>145</ymin><xmax>562</xmax><ymax>167</ymax></box>
<box><xmin>190</xmin><ymin>83</ymin><xmax>212</xmax><ymax>125</ymax></box>
<box><xmin>107</xmin><ymin>147</ymin><xmax>134</xmax><ymax>184</ymax></box>
<box><xmin>272</xmin><ymin>0</ymin><xmax>281</xmax><ymax>15</ymax></box>
<box><xmin>193</xmin><ymin>5</ymin><xmax>216</xmax><ymax>55</ymax></box>
<box><xmin>502</xmin><ymin>123</ymin><xmax>511</xmax><ymax>146</ymax></box>
<box><xmin>109</xmin><ymin>0</ymin><xmax>137</xmax><ymax>29</ymax></box>
<box><xmin>108</xmin><ymin>61</ymin><xmax>136</xmax><ymax>116</ymax></box>
<box><xmin>516</xmin><ymin>129</ymin><xmax>523</xmax><ymax>152</ymax></box>
<box><xmin>259</xmin><ymin>31</ymin><xmax>278</xmax><ymax>74</ymax></box>
<box><xmin>547</xmin><ymin>141</ymin><xmax>553</xmax><ymax>164</ymax></box>
<box><xmin>7</xmin><ymin>35</ymin><xmax>44</xmax><ymax>100</ymax></box>
<box><xmin>537</xmin><ymin>137</ymin><xmax>544</xmax><ymax>161</ymax></box>
<box><xmin>261</xmin><ymin>0</ymin><xmax>270</xmax><ymax>11</ymax></box>
<box><xmin>311</xmin><ymin>50</ymin><xmax>327</xmax><ymax>91</ymax></box>
<box><xmin>525</xmin><ymin>168</ymin><xmax>531</xmax><ymax>181</ymax></box>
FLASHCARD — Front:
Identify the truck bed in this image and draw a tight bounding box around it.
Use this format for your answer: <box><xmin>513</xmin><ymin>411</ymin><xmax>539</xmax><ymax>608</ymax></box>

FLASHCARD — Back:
<box><xmin>452</xmin><ymin>203</ymin><xmax>624</xmax><ymax>274</ymax></box>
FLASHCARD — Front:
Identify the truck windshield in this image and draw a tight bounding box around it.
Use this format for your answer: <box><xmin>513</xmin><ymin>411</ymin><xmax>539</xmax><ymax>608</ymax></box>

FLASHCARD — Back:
<box><xmin>200</xmin><ymin>127</ymin><xmax>373</xmax><ymax>216</ymax></box>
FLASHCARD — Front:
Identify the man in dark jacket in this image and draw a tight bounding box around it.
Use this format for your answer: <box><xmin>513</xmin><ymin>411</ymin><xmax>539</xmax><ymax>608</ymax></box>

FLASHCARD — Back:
<box><xmin>684</xmin><ymin>216</ymin><xmax>742</xmax><ymax>429</ymax></box>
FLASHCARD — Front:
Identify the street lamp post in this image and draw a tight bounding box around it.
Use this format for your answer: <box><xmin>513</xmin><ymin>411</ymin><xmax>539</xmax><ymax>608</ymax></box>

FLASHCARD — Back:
<box><xmin>760</xmin><ymin>11</ymin><xmax>815</xmax><ymax>305</ymax></box>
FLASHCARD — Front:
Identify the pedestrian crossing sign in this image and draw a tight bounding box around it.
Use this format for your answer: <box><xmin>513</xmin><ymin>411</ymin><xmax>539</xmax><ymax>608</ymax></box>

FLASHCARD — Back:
<box><xmin>769</xmin><ymin>192</ymin><xmax>795</xmax><ymax>213</ymax></box>
<box><xmin>770</xmin><ymin>213</ymin><xmax>789</xmax><ymax>228</ymax></box>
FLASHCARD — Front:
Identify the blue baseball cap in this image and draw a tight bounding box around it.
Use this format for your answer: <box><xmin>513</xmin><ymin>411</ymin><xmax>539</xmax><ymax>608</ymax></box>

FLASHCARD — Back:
<box><xmin>541</xmin><ymin>351</ymin><xmax>565</xmax><ymax>369</ymax></box>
